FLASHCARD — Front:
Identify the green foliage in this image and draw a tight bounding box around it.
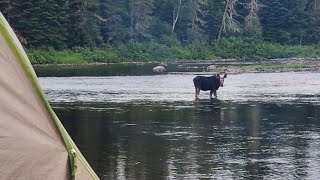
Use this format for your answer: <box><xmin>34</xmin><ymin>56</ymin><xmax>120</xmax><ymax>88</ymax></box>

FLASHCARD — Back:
<box><xmin>28</xmin><ymin>38</ymin><xmax>320</xmax><ymax>64</ymax></box>
<box><xmin>186</xmin><ymin>41</ymin><xmax>216</xmax><ymax>60</ymax></box>
<box><xmin>28</xmin><ymin>48</ymin><xmax>85</xmax><ymax>64</ymax></box>
<box><xmin>240</xmin><ymin>63</ymin><xmax>309</xmax><ymax>71</ymax></box>
<box><xmin>209</xmin><ymin>36</ymin><xmax>320</xmax><ymax>60</ymax></box>
<box><xmin>28</xmin><ymin>50</ymin><xmax>50</xmax><ymax>64</ymax></box>
<box><xmin>2</xmin><ymin>0</ymin><xmax>320</xmax><ymax>63</ymax></box>
<box><xmin>254</xmin><ymin>43</ymin><xmax>320</xmax><ymax>59</ymax></box>
<box><xmin>1</xmin><ymin>0</ymin><xmax>320</xmax><ymax>47</ymax></box>
<box><xmin>143</xmin><ymin>41</ymin><xmax>174</xmax><ymax>60</ymax></box>
<box><xmin>212</xmin><ymin>37</ymin><xmax>261</xmax><ymax>59</ymax></box>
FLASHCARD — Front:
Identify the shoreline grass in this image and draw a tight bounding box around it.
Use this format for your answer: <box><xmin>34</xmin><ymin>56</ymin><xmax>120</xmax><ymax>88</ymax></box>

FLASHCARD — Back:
<box><xmin>27</xmin><ymin>38</ymin><xmax>320</xmax><ymax>65</ymax></box>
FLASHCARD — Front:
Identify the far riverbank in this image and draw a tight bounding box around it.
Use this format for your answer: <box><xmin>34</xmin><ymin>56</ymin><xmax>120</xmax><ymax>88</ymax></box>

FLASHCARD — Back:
<box><xmin>33</xmin><ymin>58</ymin><xmax>320</xmax><ymax>77</ymax></box>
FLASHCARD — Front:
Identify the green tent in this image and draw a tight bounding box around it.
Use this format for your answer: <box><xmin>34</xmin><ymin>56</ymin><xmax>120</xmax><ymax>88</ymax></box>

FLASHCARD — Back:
<box><xmin>0</xmin><ymin>12</ymin><xmax>99</xmax><ymax>179</ymax></box>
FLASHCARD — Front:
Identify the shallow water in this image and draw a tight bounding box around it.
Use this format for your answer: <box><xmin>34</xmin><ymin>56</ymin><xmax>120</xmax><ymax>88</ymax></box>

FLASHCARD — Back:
<box><xmin>40</xmin><ymin>72</ymin><xmax>320</xmax><ymax>104</ymax></box>
<box><xmin>39</xmin><ymin>72</ymin><xmax>320</xmax><ymax>179</ymax></box>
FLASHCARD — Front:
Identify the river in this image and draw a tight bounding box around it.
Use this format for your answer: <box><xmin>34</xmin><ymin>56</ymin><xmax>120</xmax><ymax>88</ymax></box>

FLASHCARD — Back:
<box><xmin>39</xmin><ymin>71</ymin><xmax>320</xmax><ymax>179</ymax></box>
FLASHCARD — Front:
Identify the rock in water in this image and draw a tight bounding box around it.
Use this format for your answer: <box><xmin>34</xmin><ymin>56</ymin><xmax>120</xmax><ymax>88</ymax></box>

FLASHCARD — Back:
<box><xmin>153</xmin><ymin>66</ymin><xmax>166</xmax><ymax>74</ymax></box>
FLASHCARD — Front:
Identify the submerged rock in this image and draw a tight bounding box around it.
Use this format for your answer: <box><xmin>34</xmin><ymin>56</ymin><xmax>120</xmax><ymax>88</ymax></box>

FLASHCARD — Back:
<box><xmin>153</xmin><ymin>65</ymin><xmax>166</xmax><ymax>74</ymax></box>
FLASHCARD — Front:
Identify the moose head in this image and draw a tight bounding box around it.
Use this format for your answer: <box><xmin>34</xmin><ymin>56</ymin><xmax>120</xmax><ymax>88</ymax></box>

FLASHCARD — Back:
<box><xmin>216</xmin><ymin>73</ymin><xmax>227</xmax><ymax>87</ymax></box>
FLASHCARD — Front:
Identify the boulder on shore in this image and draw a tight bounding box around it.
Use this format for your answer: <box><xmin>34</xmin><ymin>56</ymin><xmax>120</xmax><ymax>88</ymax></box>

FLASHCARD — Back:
<box><xmin>153</xmin><ymin>65</ymin><xmax>166</xmax><ymax>74</ymax></box>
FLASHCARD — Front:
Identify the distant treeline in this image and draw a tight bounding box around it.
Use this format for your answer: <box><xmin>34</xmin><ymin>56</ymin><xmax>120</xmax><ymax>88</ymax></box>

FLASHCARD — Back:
<box><xmin>1</xmin><ymin>0</ymin><xmax>320</xmax><ymax>63</ymax></box>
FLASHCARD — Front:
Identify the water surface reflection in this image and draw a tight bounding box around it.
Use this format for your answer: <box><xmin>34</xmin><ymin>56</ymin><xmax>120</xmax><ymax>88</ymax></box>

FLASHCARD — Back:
<box><xmin>53</xmin><ymin>101</ymin><xmax>320</xmax><ymax>179</ymax></box>
<box><xmin>41</xmin><ymin>72</ymin><xmax>320</xmax><ymax>179</ymax></box>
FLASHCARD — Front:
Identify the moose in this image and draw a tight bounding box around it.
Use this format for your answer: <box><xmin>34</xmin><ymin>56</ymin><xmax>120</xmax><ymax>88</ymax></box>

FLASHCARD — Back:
<box><xmin>193</xmin><ymin>73</ymin><xmax>227</xmax><ymax>99</ymax></box>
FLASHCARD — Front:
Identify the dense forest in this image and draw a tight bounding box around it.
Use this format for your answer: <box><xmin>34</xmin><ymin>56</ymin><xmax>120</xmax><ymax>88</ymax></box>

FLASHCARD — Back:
<box><xmin>1</xmin><ymin>0</ymin><xmax>320</xmax><ymax>63</ymax></box>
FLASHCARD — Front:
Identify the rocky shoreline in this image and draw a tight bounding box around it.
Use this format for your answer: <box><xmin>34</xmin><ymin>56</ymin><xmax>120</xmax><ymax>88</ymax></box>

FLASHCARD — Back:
<box><xmin>173</xmin><ymin>58</ymin><xmax>320</xmax><ymax>74</ymax></box>
<box><xmin>33</xmin><ymin>58</ymin><xmax>320</xmax><ymax>76</ymax></box>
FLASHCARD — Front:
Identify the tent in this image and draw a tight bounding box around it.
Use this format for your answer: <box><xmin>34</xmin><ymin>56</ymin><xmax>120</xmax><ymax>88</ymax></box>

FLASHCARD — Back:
<box><xmin>0</xmin><ymin>12</ymin><xmax>99</xmax><ymax>179</ymax></box>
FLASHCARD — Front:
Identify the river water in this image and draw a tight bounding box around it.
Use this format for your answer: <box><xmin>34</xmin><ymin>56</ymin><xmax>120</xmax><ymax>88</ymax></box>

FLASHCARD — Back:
<box><xmin>39</xmin><ymin>72</ymin><xmax>320</xmax><ymax>179</ymax></box>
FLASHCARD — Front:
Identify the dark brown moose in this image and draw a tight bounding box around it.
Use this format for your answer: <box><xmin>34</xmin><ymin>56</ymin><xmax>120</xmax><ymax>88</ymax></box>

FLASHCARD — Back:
<box><xmin>193</xmin><ymin>73</ymin><xmax>227</xmax><ymax>99</ymax></box>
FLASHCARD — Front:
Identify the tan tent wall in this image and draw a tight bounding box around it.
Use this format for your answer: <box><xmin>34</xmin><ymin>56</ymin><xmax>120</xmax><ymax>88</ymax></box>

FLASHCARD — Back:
<box><xmin>0</xmin><ymin>12</ymin><xmax>99</xmax><ymax>180</ymax></box>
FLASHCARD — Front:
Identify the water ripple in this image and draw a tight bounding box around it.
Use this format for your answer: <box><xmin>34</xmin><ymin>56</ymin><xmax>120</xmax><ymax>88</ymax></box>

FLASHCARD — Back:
<box><xmin>40</xmin><ymin>72</ymin><xmax>320</xmax><ymax>104</ymax></box>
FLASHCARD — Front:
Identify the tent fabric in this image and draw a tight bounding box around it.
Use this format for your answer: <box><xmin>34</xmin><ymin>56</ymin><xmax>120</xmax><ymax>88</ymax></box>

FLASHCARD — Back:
<box><xmin>0</xmin><ymin>12</ymin><xmax>99</xmax><ymax>180</ymax></box>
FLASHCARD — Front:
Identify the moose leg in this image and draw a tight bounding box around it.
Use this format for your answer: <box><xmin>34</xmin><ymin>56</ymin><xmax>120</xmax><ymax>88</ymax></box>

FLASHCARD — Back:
<box><xmin>210</xmin><ymin>90</ymin><xmax>217</xmax><ymax>99</ymax></box>
<box><xmin>195</xmin><ymin>87</ymin><xmax>200</xmax><ymax>99</ymax></box>
<box><xmin>213</xmin><ymin>90</ymin><xmax>217</xmax><ymax>98</ymax></box>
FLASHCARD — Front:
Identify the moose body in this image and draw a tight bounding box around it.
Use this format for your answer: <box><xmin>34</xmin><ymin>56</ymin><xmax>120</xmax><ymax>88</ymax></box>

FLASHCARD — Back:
<box><xmin>193</xmin><ymin>74</ymin><xmax>227</xmax><ymax>99</ymax></box>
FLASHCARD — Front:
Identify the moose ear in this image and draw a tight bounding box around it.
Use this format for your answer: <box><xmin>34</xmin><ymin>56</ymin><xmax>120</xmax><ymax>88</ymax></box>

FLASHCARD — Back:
<box><xmin>216</xmin><ymin>74</ymin><xmax>220</xmax><ymax>77</ymax></box>
<box><xmin>224</xmin><ymin>74</ymin><xmax>227</xmax><ymax>78</ymax></box>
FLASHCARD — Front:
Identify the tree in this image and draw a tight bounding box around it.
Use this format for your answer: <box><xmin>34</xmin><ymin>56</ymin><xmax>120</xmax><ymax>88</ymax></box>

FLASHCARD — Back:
<box><xmin>217</xmin><ymin>0</ymin><xmax>240</xmax><ymax>41</ymax></box>
<box><xmin>305</xmin><ymin>0</ymin><xmax>320</xmax><ymax>44</ymax></box>
<box><xmin>68</xmin><ymin>0</ymin><xmax>101</xmax><ymax>47</ymax></box>
<box><xmin>260</xmin><ymin>0</ymin><xmax>308</xmax><ymax>45</ymax></box>
<box><xmin>2</xmin><ymin>0</ymin><xmax>320</xmax><ymax>48</ymax></box>
<box><xmin>150</xmin><ymin>0</ymin><xmax>173</xmax><ymax>42</ymax></box>
<box><xmin>182</xmin><ymin>0</ymin><xmax>209</xmax><ymax>43</ymax></box>
<box><xmin>165</xmin><ymin>0</ymin><xmax>209</xmax><ymax>43</ymax></box>
<box><xmin>0</xmin><ymin>0</ymin><xmax>29</xmax><ymax>44</ymax></box>
<box><xmin>244</xmin><ymin>0</ymin><xmax>262</xmax><ymax>37</ymax></box>
<box><xmin>129</xmin><ymin>0</ymin><xmax>155</xmax><ymax>40</ymax></box>
<box><xmin>171</xmin><ymin>0</ymin><xmax>182</xmax><ymax>35</ymax></box>
<box><xmin>188</xmin><ymin>0</ymin><xmax>209</xmax><ymax>31</ymax></box>
<box><xmin>286</xmin><ymin>0</ymin><xmax>309</xmax><ymax>45</ymax></box>
<box><xmin>37</xmin><ymin>0</ymin><xmax>69</xmax><ymax>48</ymax></box>
<box><xmin>0</xmin><ymin>0</ymin><xmax>18</xmax><ymax>24</ymax></box>
<box><xmin>1</xmin><ymin>0</ymin><xmax>69</xmax><ymax>48</ymax></box>
<box><xmin>99</xmin><ymin>0</ymin><xmax>130</xmax><ymax>43</ymax></box>
<box><xmin>204</xmin><ymin>0</ymin><xmax>225</xmax><ymax>42</ymax></box>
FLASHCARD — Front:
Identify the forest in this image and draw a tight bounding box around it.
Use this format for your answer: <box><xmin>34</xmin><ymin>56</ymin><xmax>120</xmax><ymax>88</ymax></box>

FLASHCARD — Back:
<box><xmin>1</xmin><ymin>0</ymin><xmax>320</xmax><ymax>63</ymax></box>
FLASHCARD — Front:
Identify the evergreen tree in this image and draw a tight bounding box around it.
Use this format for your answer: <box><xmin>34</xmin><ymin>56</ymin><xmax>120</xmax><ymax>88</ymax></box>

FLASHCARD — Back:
<box><xmin>260</xmin><ymin>0</ymin><xmax>290</xmax><ymax>43</ymax></box>
<box><xmin>68</xmin><ymin>0</ymin><xmax>101</xmax><ymax>47</ymax></box>
<box><xmin>129</xmin><ymin>0</ymin><xmax>155</xmax><ymax>40</ymax></box>
<box><xmin>0</xmin><ymin>0</ymin><xmax>19</xmax><ymax>24</ymax></box>
<box><xmin>305</xmin><ymin>0</ymin><xmax>320</xmax><ymax>44</ymax></box>
<box><xmin>1</xmin><ymin>0</ymin><xmax>320</xmax><ymax>48</ymax></box>
<box><xmin>190</xmin><ymin>0</ymin><xmax>209</xmax><ymax>31</ymax></box>
<box><xmin>205</xmin><ymin>0</ymin><xmax>225</xmax><ymax>42</ymax></box>
<box><xmin>182</xmin><ymin>0</ymin><xmax>209</xmax><ymax>43</ymax></box>
<box><xmin>1</xmin><ymin>0</ymin><xmax>69</xmax><ymax>48</ymax></box>
<box><xmin>260</xmin><ymin>0</ymin><xmax>308</xmax><ymax>44</ymax></box>
<box><xmin>99</xmin><ymin>0</ymin><xmax>130</xmax><ymax>43</ymax></box>
<box><xmin>150</xmin><ymin>0</ymin><xmax>173</xmax><ymax>42</ymax></box>
<box><xmin>286</xmin><ymin>0</ymin><xmax>309</xmax><ymax>45</ymax></box>
<box><xmin>37</xmin><ymin>0</ymin><xmax>69</xmax><ymax>48</ymax></box>
<box><xmin>0</xmin><ymin>0</ymin><xmax>32</xmax><ymax>45</ymax></box>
